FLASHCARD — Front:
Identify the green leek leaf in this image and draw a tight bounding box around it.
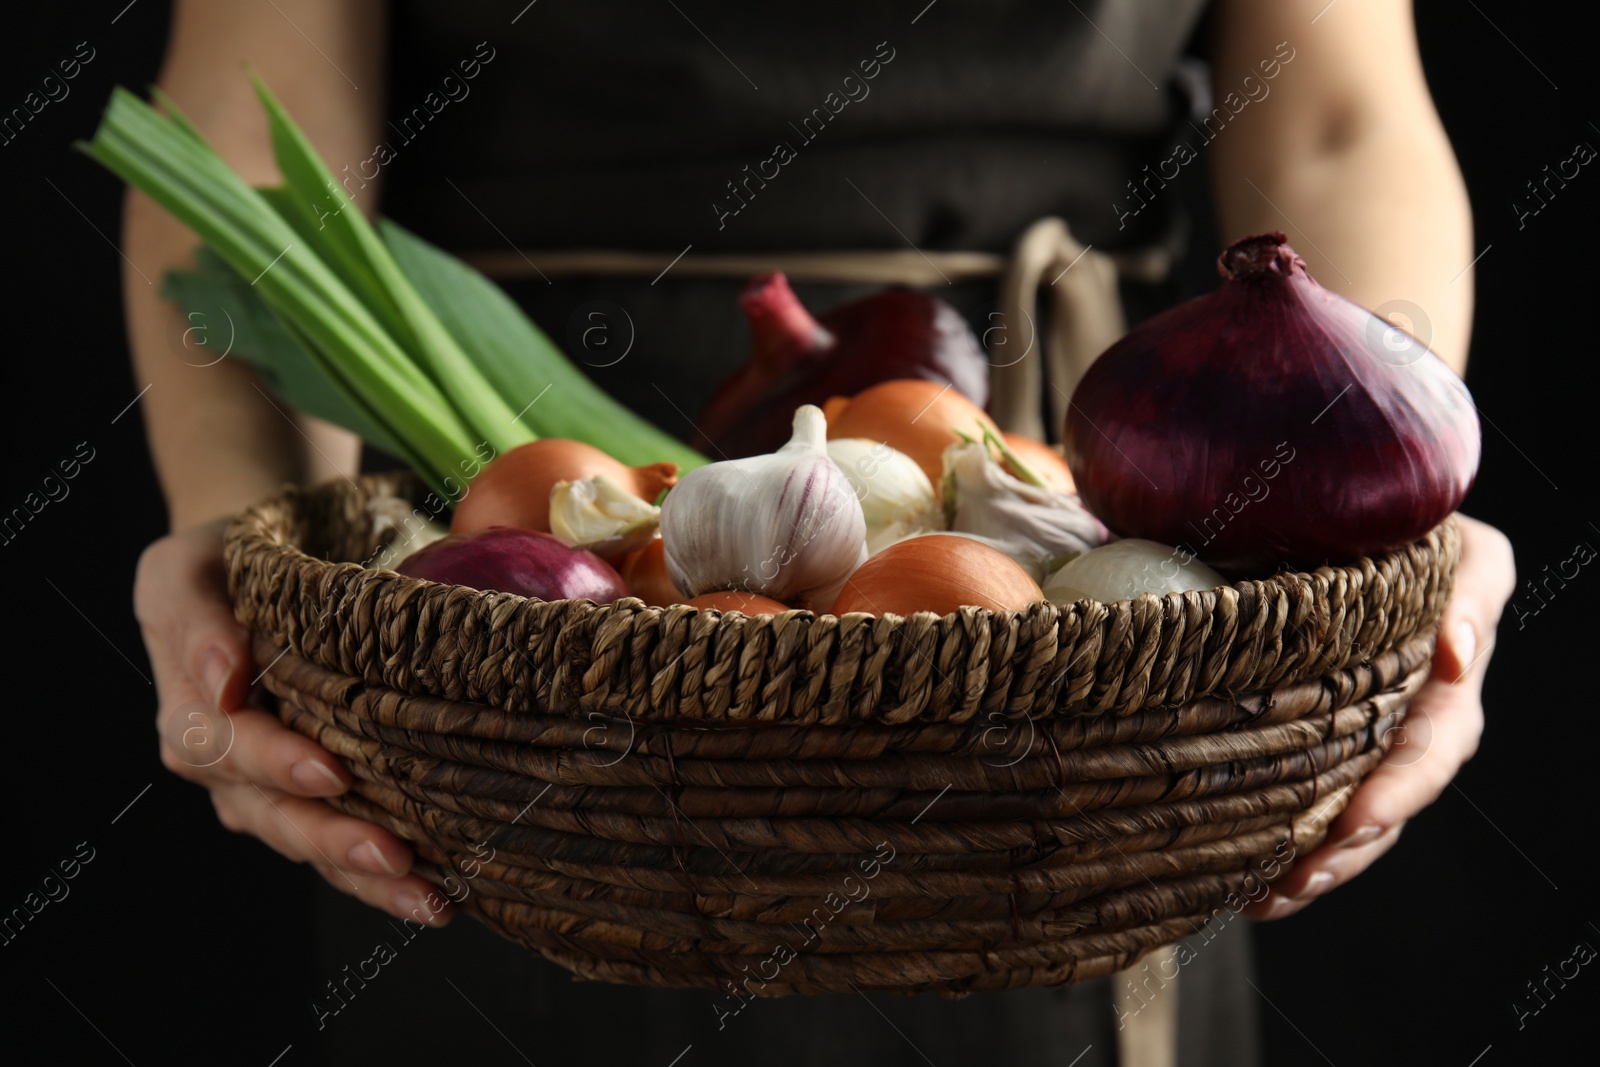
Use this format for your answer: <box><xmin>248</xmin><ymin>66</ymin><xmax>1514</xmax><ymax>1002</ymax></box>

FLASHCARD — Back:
<box><xmin>161</xmin><ymin>247</ymin><xmax>411</xmax><ymax>459</ymax></box>
<box><xmin>250</xmin><ymin>76</ymin><xmax>532</xmax><ymax>458</ymax></box>
<box><xmin>382</xmin><ymin>222</ymin><xmax>707</xmax><ymax>470</ymax></box>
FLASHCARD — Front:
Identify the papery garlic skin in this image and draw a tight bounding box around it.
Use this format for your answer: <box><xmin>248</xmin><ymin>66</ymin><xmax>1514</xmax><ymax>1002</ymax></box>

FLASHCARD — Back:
<box><xmin>825</xmin><ymin>438</ymin><xmax>941</xmax><ymax>555</ymax></box>
<box><xmin>942</xmin><ymin>441</ymin><xmax>1106</xmax><ymax>579</ymax></box>
<box><xmin>661</xmin><ymin>405</ymin><xmax>867</xmax><ymax>606</ymax></box>
<box><xmin>550</xmin><ymin>474</ymin><xmax>659</xmax><ymax>553</ymax></box>
<box><xmin>1042</xmin><ymin>539</ymin><xmax>1225</xmax><ymax>607</ymax></box>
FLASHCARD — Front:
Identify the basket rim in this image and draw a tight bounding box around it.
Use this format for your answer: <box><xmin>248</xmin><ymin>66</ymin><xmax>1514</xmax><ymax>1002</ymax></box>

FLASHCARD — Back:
<box><xmin>224</xmin><ymin>472</ymin><xmax>1460</xmax><ymax>725</ymax></box>
<box><xmin>230</xmin><ymin>470</ymin><xmax>1454</xmax><ymax>622</ymax></box>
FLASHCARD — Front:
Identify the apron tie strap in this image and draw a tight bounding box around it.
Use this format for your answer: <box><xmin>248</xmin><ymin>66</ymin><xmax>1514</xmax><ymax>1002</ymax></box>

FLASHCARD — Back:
<box><xmin>991</xmin><ymin>217</ymin><xmax>1171</xmax><ymax>439</ymax></box>
<box><xmin>1113</xmin><ymin>945</ymin><xmax>1182</xmax><ymax>1067</ymax></box>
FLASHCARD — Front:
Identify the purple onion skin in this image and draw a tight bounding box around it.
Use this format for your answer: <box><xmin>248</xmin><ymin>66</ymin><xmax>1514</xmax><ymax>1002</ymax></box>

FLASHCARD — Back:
<box><xmin>695</xmin><ymin>276</ymin><xmax>990</xmax><ymax>458</ymax></box>
<box><xmin>1064</xmin><ymin>234</ymin><xmax>1481</xmax><ymax>568</ymax></box>
<box><xmin>818</xmin><ymin>289</ymin><xmax>991</xmax><ymax>408</ymax></box>
<box><xmin>396</xmin><ymin>527</ymin><xmax>629</xmax><ymax>603</ymax></box>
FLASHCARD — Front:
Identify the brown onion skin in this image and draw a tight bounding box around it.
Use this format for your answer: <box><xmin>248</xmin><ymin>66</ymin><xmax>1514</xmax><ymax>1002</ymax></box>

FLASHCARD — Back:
<box><xmin>619</xmin><ymin>539</ymin><xmax>686</xmax><ymax>606</ymax></box>
<box><xmin>823</xmin><ymin>379</ymin><xmax>998</xmax><ymax>491</ymax></box>
<box><xmin>1063</xmin><ymin>234</ymin><xmax>1481</xmax><ymax>567</ymax></box>
<box><xmin>1001</xmin><ymin>432</ymin><xmax>1076</xmax><ymax>494</ymax></box>
<box><xmin>450</xmin><ymin>439</ymin><xmax>677</xmax><ymax>536</ymax></box>
<box><xmin>685</xmin><ymin>591</ymin><xmax>790</xmax><ymax>614</ymax></box>
<box><xmin>833</xmin><ymin>535</ymin><xmax>1043</xmax><ymax>616</ymax></box>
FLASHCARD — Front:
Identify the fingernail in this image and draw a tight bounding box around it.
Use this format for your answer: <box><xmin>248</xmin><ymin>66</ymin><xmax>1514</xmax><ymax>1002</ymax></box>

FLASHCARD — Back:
<box><xmin>1452</xmin><ymin>621</ymin><xmax>1477</xmax><ymax>682</ymax></box>
<box><xmin>199</xmin><ymin>647</ymin><xmax>234</xmax><ymax>707</ymax></box>
<box><xmin>291</xmin><ymin>759</ymin><xmax>346</xmax><ymax>796</ymax></box>
<box><xmin>1289</xmin><ymin>871</ymin><xmax>1334</xmax><ymax>900</ymax></box>
<box><xmin>1260</xmin><ymin>894</ymin><xmax>1298</xmax><ymax>920</ymax></box>
<box><xmin>349</xmin><ymin>841</ymin><xmax>399</xmax><ymax>876</ymax></box>
<box><xmin>1334</xmin><ymin>824</ymin><xmax>1384</xmax><ymax>850</ymax></box>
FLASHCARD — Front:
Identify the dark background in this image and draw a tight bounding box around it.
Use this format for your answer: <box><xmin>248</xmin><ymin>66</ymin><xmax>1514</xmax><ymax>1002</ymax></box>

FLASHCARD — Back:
<box><xmin>1</xmin><ymin>2</ymin><xmax>1592</xmax><ymax>1065</ymax></box>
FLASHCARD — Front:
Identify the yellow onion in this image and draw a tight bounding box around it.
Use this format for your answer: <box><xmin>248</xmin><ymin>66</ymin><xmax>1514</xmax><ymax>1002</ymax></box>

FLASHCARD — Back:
<box><xmin>833</xmin><ymin>534</ymin><xmax>1042</xmax><ymax>616</ymax></box>
<box><xmin>619</xmin><ymin>539</ymin><xmax>686</xmax><ymax>606</ymax></box>
<box><xmin>1000</xmin><ymin>432</ymin><xmax>1075</xmax><ymax>494</ymax></box>
<box><xmin>823</xmin><ymin>379</ymin><xmax>997</xmax><ymax>491</ymax></box>
<box><xmin>452</xmin><ymin>439</ymin><xmax>677</xmax><ymax>535</ymax></box>
<box><xmin>685</xmin><ymin>591</ymin><xmax>791</xmax><ymax>614</ymax></box>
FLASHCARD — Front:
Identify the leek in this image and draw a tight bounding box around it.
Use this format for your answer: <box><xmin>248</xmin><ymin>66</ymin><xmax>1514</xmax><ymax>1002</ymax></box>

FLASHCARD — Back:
<box><xmin>80</xmin><ymin>79</ymin><xmax>706</xmax><ymax>498</ymax></box>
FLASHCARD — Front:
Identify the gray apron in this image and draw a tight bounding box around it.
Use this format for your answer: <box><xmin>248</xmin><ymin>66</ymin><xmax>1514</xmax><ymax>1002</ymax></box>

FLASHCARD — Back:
<box><xmin>308</xmin><ymin>3</ymin><xmax>1262</xmax><ymax>1064</ymax></box>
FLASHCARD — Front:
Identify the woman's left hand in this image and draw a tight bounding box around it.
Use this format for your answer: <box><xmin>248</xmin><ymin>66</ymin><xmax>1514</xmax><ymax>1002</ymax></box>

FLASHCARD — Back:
<box><xmin>1247</xmin><ymin>514</ymin><xmax>1516</xmax><ymax>920</ymax></box>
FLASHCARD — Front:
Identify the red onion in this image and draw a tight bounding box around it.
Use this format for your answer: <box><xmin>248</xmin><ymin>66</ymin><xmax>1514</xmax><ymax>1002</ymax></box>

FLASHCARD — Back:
<box><xmin>694</xmin><ymin>272</ymin><xmax>990</xmax><ymax>457</ymax></box>
<box><xmin>1064</xmin><ymin>233</ymin><xmax>1480</xmax><ymax>566</ymax></box>
<box><xmin>397</xmin><ymin>526</ymin><xmax>629</xmax><ymax>602</ymax></box>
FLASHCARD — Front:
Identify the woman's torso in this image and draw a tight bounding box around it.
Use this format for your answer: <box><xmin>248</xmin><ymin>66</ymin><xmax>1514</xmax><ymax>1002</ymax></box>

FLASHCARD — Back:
<box><xmin>383</xmin><ymin>0</ymin><xmax>1209</xmax><ymax>255</ymax></box>
<box><xmin>323</xmin><ymin>7</ymin><xmax>1259</xmax><ymax>1066</ymax></box>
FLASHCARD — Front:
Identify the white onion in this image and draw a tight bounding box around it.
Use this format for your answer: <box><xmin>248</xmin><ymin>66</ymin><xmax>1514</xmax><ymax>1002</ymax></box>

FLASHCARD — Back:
<box><xmin>1042</xmin><ymin>539</ymin><xmax>1225</xmax><ymax>606</ymax></box>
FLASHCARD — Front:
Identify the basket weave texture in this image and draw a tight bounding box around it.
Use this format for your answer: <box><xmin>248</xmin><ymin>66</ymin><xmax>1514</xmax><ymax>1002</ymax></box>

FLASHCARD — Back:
<box><xmin>226</xmin><ymin>473</ymin><xmax>1460</xmax><ymax>996</ymax></box>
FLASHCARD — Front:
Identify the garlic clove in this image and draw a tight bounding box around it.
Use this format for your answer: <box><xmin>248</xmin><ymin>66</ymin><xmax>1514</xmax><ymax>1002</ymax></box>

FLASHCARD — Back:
<box><xmin>550</xmin><ymin>474</ymin><xmax>660</xmax><ymax>559</ymax></box>
<box><xmin>825</xmin><ymin>437</ymin><xmax>942</xmax><ymax>555</ymax></box>
<box><xmin>941</xmin><ymin>440</ymin><xmax>1105</xmax><ymax>577</ymax></box>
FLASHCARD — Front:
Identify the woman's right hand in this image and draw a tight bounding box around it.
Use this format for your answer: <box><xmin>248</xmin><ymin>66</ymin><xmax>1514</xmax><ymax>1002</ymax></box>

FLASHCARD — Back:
<box><xmin>135</xmin><ymin>518</ymin><xmax>451</xmax><ymax>925</ymax></box>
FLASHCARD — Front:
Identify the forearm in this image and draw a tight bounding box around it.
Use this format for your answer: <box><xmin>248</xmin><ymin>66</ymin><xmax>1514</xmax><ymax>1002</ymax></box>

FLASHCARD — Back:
<box><xmin>124</xmin><ymin>197</ymin><xmax>353</xmax><ymax>530</ymax></box>
<box><xmin>124</xmin><ymin>0</ymin><xmax>385</xmax><ymax>530</ymax></box>
<box><xmin>1211</xmin><ymin>121</ymin><xmax>1473</xmax><ymax>373</ymax></box>
<box><xmin>1207</xmin><ymin>0</ymin><xmax>1474</xmax><ymax>374</ymax></box>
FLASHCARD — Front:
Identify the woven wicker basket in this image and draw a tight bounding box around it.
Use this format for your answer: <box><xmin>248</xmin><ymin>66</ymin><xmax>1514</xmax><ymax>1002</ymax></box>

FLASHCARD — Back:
<box><xmin>225</xmin><ymin>472</ymin><xmax>1459</xmax><ymax>997</ymax></box>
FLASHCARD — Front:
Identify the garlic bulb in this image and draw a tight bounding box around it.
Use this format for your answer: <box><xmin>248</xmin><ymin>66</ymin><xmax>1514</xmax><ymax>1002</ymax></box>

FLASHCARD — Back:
<box><xmin>825</xmin><ymin>438</ymin><xmax>941</xmax><ymax>554</ymax></box>
<box><xmin>660</xmin><ymin>405</ymin><xmax>867</xmax><ymax>606</ymax></box>
<box><xmin>1042</xmin><ymin>539</ymin><xmax>1226</xmax><ymax>607</ymax></box>
<box><xmin>942</xmin><ymin>440</ymin><xmax>1106</xmax><ymax>579</ymax></box>
<box><xmin>549</xmin><ymin>474</ymin><xmax>659</xmax><ymax>558</ymax></box>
